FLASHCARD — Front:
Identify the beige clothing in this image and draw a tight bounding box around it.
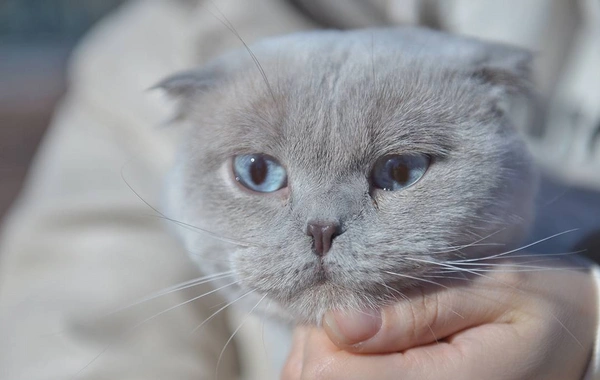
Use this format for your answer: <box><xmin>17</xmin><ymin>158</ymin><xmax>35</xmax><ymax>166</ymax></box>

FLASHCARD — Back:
<box><xmin>1</xmin><ymin>1</ymin><xmax>599</xmax><ymax>379</ymax></box>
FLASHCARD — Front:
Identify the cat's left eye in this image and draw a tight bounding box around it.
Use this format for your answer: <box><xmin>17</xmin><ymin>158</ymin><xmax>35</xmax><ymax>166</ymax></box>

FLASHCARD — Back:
<box><xmin>371</xmin><ymin>154</ymin><xmax>430</xmax><ymax>191</ymax></box>
<box><xmin>233</xmin><ymin>154</ymin><xmax>287</xmax><ymax>193</ymax></box>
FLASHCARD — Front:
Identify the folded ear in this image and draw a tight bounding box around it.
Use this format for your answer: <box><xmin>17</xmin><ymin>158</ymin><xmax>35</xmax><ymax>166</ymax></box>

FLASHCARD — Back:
<box><xmin>152</xmin><ymin>67</ymin><xmax>222</xmax><ymax>121</ymax></box>
<box><xmin>154</xmin><ymin>69</ymin><xmax>222</xmax><ymax>96</ymax></box>
<box><xmin>470</xmin><ymin>44</ymin><xmax>533</xmax><ymax>96</ymax></box>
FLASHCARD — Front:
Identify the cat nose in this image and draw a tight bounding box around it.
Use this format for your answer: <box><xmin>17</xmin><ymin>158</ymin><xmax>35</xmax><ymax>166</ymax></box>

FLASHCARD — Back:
<box><xmin>306</xmin><ymin>221</ymin><xmax>341</xmax><ymax>257</ymax></box>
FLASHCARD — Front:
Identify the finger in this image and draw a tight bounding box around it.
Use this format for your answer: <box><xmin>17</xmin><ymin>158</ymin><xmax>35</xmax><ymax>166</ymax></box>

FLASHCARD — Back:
<box><xmin>323</xmin><ymin>271</ymin><xmax>523</xmax><ymax>354</ymax></box>
<box><xmin>281</xmin><ymin>327</ymin><xmax>311</xmax><ymax>380</ymax></box>
<box><xmin>300</xmin><ymin>323</ymin><xmax>536</xmax><ymax>380</ymax></box>
<box><xmin>297</xmin><ymin>328</ymin><xmax>345</xmax><ymax>380</ymax></box>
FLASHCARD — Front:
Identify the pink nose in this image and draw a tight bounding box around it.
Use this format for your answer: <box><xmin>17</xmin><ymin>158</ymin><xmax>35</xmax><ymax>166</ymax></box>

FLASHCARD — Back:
<box><xmin>306</xmin><ymin>222</ymin><xmax>340</xmax><ymax>256</ymax></box>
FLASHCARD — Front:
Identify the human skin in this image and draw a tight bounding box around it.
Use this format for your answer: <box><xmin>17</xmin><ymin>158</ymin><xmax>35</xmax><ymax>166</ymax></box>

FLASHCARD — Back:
<box><xmin>281</xmin><ymin>257</ymin><xmax>597</xmax><ymax>380</ymax></box>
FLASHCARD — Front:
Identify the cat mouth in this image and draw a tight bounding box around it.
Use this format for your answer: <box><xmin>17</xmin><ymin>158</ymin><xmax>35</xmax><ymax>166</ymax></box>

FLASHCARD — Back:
<box><xmin>293</xmin><ymin>260</ymin><xmax>334</xmax><ymax>291</ymax></box>
<box><xmin>312</xmin><ymin>264</ymin><xmax>330</xmax><ymax>284</ymax></box>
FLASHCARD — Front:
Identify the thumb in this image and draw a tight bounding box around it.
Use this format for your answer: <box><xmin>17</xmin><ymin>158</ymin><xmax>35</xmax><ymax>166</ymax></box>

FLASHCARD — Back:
<box><xmin>323</xmin><ymin>283</ymin><xmax>513</xmax><ymax>354</ymax></box>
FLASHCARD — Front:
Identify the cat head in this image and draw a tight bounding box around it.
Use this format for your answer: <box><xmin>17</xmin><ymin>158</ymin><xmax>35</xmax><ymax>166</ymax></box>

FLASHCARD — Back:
<box><xmin>160</xmin><ymin>28</ymin><xmax>537</xmax><ymax>324</ymax></box>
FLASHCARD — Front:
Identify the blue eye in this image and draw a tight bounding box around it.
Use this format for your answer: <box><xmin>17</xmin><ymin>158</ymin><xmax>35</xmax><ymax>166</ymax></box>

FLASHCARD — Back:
<box><xmin>233</xmin><ymin>154</ymin><xmax>287</xmax><ymax>193</ymax></box>
<box><xmin>371</xmin><ymin>154</ymin><xmax>430</xmax><ymax>191</ymax></box>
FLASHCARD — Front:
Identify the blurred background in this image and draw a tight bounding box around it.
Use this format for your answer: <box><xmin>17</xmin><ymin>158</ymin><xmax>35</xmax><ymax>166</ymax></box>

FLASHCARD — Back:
<box><xmin>0</xmin><ymin>0</ymin><xmax>125</xmax><ymax>218</ymax></box>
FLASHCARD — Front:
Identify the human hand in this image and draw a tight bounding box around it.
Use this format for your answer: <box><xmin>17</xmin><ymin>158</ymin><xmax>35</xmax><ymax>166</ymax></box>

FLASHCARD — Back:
<box><xmin>282</xmin><ymin>257</ymin><xmax>597</xmax><ymax>380</ymax></box>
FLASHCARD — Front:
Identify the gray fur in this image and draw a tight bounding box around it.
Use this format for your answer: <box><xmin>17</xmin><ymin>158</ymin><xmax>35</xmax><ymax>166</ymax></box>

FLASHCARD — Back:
<box><xmin>161</xmin><ymin>27</ymin><xmax>537</xmax><ymax>325</ymax></box>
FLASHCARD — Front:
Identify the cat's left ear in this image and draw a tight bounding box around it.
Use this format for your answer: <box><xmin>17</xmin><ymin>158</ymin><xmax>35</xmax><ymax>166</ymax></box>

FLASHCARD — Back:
<box><xmin>470</xmin><ymin>45</ymin><xmax>533</xmax><ymax>97</ymax></box>
<box><xmin>153</xmin><ymin>67</ymin><xmax>223</xmax><ymax>97</ymax></box>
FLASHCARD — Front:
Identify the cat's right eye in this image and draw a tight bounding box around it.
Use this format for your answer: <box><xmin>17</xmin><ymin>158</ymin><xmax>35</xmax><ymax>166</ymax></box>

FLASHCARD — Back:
<box><xmin>233</xmin><ymin>154</ymin><xmax>287</xmax><ymax>193</ymax></box>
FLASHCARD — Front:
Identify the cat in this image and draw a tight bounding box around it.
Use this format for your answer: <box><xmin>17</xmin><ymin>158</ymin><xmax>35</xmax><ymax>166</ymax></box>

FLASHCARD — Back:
<box><xmin>160</xmin><ymin>27</ymin><xmax>537</xmax><ymax>325</ymax></box>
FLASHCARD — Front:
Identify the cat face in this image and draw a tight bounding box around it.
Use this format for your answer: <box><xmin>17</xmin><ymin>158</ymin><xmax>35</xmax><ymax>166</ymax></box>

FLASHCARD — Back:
<box><xmin>162</xmin><ymin>28</ymin><xmax>537</xmax><ymax>324</ymax></box>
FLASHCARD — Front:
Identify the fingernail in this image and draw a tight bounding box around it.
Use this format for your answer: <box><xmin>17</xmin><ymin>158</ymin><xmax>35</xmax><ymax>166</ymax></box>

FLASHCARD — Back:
<box><xmin>323</xmin><ymin>309</ymin><xmax>382</xmax><ymax>346</ymax></box>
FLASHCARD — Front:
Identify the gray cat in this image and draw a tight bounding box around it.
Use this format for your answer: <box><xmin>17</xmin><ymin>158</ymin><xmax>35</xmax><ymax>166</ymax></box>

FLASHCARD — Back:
<box><xmin>160</xmin><ymin>27</ymin><xmax>537</xmax><ymax>325</ymax></box>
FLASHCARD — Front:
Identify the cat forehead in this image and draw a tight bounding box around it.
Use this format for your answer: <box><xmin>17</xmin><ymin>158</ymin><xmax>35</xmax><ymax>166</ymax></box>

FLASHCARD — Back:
<box><xmin>199</xmin><ymin>54</ymin><xmax>473</xmax><ymax>162</ymax></box>
<box><xmin>175</xmin><ymin>27</ymin><xmax>529</xmax><ymax>166</ymax></box>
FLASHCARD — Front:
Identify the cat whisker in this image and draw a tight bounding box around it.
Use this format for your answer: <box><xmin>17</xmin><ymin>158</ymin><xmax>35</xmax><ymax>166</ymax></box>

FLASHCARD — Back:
<box><xmin>422</xmin><ymin>274</ymin><xmax>471</xmax><ymax>281</ymax></box>
<box><xmin>106</xmin><ymin>271</ymin><xmax>236</xmax><ymax>317</ymax></box>
<box><xmin>449</xmin><ymin>229</ymin><xmax>579</xmax><ymax>264</ymax></box>
<box><xmin>440</xmin><ymin>260</ymin><xmax>582</xmax><ymax>271</ymax></box>
<box><xmin>134</xmin><ymin>280</ymin><xmax>240</xmax><ymax>329</ymax></box>
<box><xmin>121</xmin><ymin>164</ymin><xmax>263</xmax><ymax>248</ymax></box>
<box><xmin>430</xmin><ymin>226</ymin><xmax>511</xmax><ymax>255</ymax></box>
<box><xmin>408</xmin><ymin>257</ymin><xmax>579</xmax><ymax>277</ymax></box>
<box><xmin>205</xmin><ymin>1</ymin><xmax>277</xmax><ymax>102</ymax></box>
<box><xmin>447</xmin><ymin>257</ymin><xmax>552</xmax><ymax>266</ymax></box>
<box><xmin>215</xmin><ymin>293</ymin><xmax>268</xmax><ymax>380</ymax></box>
<box><xmin>261</xmin><ymin>299</ymin><xmax>274</xmax><ymax>362</ymax></box>
<box><xmin>380</xmin><ymin>282</ymin><xmax>411</xmax><ymax>303</ymax></box>
<box><xmin>497</xmin><ymin>249</ymin><xmax>586</xmax><ymax>260</ymax></box>
<box><xmin>383</xmin><ymin>270</ymin><xmax>450</xmax><ymax>290</ymax></box>
<box><xmin>185</xmin><ymin>249</ymin><xmax>236</xmax><ymax>263</ymax></box>
<box><xmin>370</xmin><ymin>32</ymin><xmax>376</xmax><ymax>81</ymax></box>
<box><xmin>431</xmin><ymin>242</ymin><xmax>506</xmax><ymax>255</ymax></box>
<box><xmin>430</xmin><ymin>267</ymin><xmax>578</xmax><ymax>274</ymax></box>
<box><xmin>407</xmin><ymin>257</ymin><xmax>524</xmax><ymax>282</ymax></box>
<box><xmin>154</xmin><ymin>215</ymin><xmax>265</xmax><ymax>248</ymax></box>
<box><xmin>71</xmin><ymin>280</ymin><xmax>240</xmax><ymax>379</ymax></box>
<box><xmin>192</xmin><ymin>289</ymin><xmax>256</xmax><ymax>334</ymax></box>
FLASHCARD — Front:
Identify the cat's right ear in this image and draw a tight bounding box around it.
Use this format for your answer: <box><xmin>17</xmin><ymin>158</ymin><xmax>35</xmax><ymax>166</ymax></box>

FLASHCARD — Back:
<box><xmin>151</xmin><ymin>68</ymin><xmax>222</xmax><ymax>121</ymax></box>
<box><xmin>152</xmin><ymin>69</ymin><xmax>221</xmax><ymax>97</ymax></box>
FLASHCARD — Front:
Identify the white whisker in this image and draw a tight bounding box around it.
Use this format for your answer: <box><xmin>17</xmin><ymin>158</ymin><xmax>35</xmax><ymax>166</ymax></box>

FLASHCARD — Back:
<box><xmin>432</xmin><ymin>242</ymin><xmax>505</xmax><ymax>254</ymax></box>
<box><xmin>71</xmin><ymin>280</ymin><xmax>240</xmax><ymax>379</ymax></box>
<box><xmin>135</xmin><ymin>280</ymin><xmax>240</xmax><ymax>329</ymax></box>
<box><xmin>492</xmin><ymin>249</ymin><xmax>586</xmax><ymax>260</ymax></box>
<box><xmin>431</xmin><ymin>228</ymin><xmax>508</xmax><ymax>254</ymax></box>
<box><xmin>443</xmin><ymin>261</ymin><xmax>578</xmax><ymax>271</ymax></box>
<box><xmin>205</xmin><ymin>0</ymin><xmax>277</xmax><ymax>102</ymax></box>
<box><xmin>121</xmin><ymin>164</ymin><xmax>261</xmax><ymax>248</ymax></box>
<box><xmin>383</xmin><ymin>270</ymin><xmax>450</xmax><ymax>290</ymax></box>
<box><xmin>106</xmin><ymin>271</ymin><xmax>235</xmax><ymax>316</ymax></box>
<box><xmin>215</xmin><ymin>293</ymin><xmax>268</xmax><ymax>380</ymax></box>
<box><xmin>192</xmin><ymin>290</ymin><xmax>255</xmax><ymax>334</ymax></box>
<box><xmin>157</xmin><ymin>215</ymin><xmax>264</xmax><ymax>248</ymax></box>
<box><xmin>450</xmin><ymin>229</ymin><xmax>579</xmax><ymax>263</ymax></box>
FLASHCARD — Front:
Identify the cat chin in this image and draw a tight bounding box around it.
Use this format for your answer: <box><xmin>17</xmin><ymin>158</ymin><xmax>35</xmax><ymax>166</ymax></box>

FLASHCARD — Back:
<box><xmin>260</xmin><ymin>282</ymin><xmax>402</xmax><ymax>326</ymax></box>
<box><xmin>215</xmin><ymin>285</ymin><xmax>324</xmax><ymax>326</ymax></box>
